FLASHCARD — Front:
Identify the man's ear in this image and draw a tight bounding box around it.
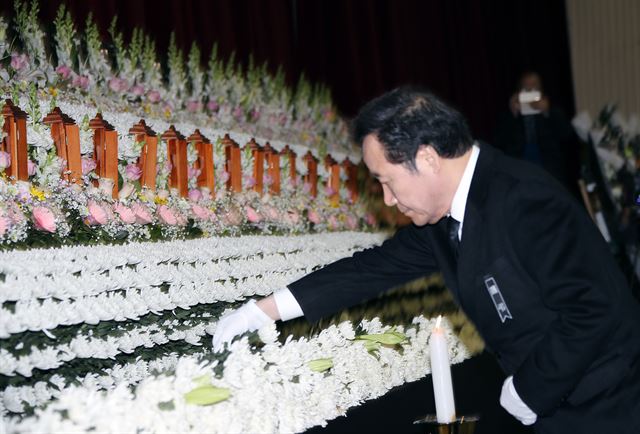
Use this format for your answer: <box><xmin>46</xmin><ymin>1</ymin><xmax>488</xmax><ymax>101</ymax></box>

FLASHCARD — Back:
<box><xmin>416</xmin><ymin>145</ymin><xmax>440</xmax><ymax>173</ymax></box>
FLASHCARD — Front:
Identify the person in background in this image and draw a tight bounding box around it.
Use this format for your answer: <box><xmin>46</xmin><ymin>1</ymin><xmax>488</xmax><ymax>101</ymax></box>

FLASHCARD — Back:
<box><xmin>494</xmin><ymin>71</ymin><xmax>574</xmax><ymax>188</ymax></box>
<box><xmin>213</xmin><ymin>87</ymin><xmax>640</xmax><ymax>433</ymax></box>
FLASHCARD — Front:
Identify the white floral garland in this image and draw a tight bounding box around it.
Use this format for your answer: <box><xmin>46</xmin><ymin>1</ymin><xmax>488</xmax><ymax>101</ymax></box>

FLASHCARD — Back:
<box><xmin>4</xmin><ymin>316</ymin><xmax>471</xmax><ymax>433</ymax></box>
<box><xmin>0</xmin><ymin>233</ymin><xmax>384</xmax><ymax>337</ymax></box>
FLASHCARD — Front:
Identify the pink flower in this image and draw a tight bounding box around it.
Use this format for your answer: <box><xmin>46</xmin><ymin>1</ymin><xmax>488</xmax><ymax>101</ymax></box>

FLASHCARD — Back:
<box><xmin>346</xmin><ymin>215</ymin><xmax>358</xmax><ymax>230</ymax></box>
<box><xmin>263</xmin><ymin>205</ymin><xmax>280</xmax><ymax>221</ymax></box>
<box><xmin>284</xmin><ymin>210</ymin><xmax>300</xmax><ymax>225</ymax></box>
<box><xmin>191</xmin><ymin>204</ymin><xmax>210</xmax><ymax>220</ymax></box>
<box><xmin>207</xmin><ymin>100</ymin><xmax>219</xmax><ymax>112</ymax></box>
<box><xmin>7</xmin><ymin>203</ymin><xmax>25</xmax><ymax>224</ymax></box>
<box><xmin>188</xmin><ymin>188</ymin><xmax>202</xmax><ymax>202</ymax></box>
<box><xmin>132</xmin><ymin>203</ymin><xmax>153</xmax><ymax>224</ymax></box>
<box><xmin>244</xmin><ymin>176</ymin><xmax>256</xmax><ymax>189</ymax></box>
<box><xmin>72</xmin><ymin>74</ymin><xmax>90</xmax><ymax>90</ymax></box>
<box><xmin>176</xmin><ymin>212</ymin><xmax>188</xmax><ymax>226</ymax></box>
<box><xmin>81</xmin><ymin>157</ymin><xmax>97</xmax><ymax>175</ymax></box>
<box><xmin>307</xmin><ymin>209</ymin><xmax>321</xmax><ymax>225</ymax></box>
<box><xmin>10</xmin><ymin>53</ymin><xmax>29</xmax><ymax>71</ymax></box>
<box><xmin>86</xmin><ymin>200</ymin><xmax>108</xmax><ymax>226</ymax></box>
<box><xmin>186</xmin><ymin>100</ymin><xmax>203</xmax><ymax>113</ymax></box>
<box><xmin>264</xmin><ymin>174</ymin><xmax>273</xmax><ymax>186</ymax></box>
<box><xmin>302</xmin><ymin>183</ymin><xmax>311</xmax><ymax>194</ymax></box>
<box><xmin>188</xmin><ymin>167</ymin><xmax>201</xmax><ymax>180</ymax></box>
<box><xmin>125</xmin><ymin>163</ymin><xmax>142</xmax><ymax>181</ymax></box>
<box><xmin>220</xmin><ymin>171</ymin><xmax>230</xmax><ymax>183</ymax></box>
<box><xmin>130</xmin><ymin>84</ymin><xmax>145</xmax><ymax>96</ymax></box>
<box><xmin>157</xmin><ymin>205</ymin><xmax>177</xmax><ymax>225</ymax></box>
<box><xmin>0</xmin><ymin>151</ymin><xmax>11</xmax><ymax>169</ymax></box>
<box><xmin>324</xmin><ymin>185</ymin><xmax>336</xmax><ymax>197</ymax></box>
<box><xmin>0</xmin><ymin>215</ymin><xmax>9</xmax><ymax>236</ymax></box>
<box><xmin>32</xmin><ymin>206</ymin><xmax>57</xmax><ymax>232</ymax></box>
<box><xmin>114</xmin><ymin>203</ymin><xmax>136</xmax><ymax>224</ymax></box>
<box><xmin>365</xmin><ymin>213</ymin><xmax>377</xmax><ymax>227</ymax></box>
<box><xmin>147</xmin><ymin>90</ymin><xmax>161</xmax><ymax>103</ymax></box>
<box><xmin>27</xmin><ymin>160</ymin><xmax>36</xmax><ymax>176</ymax></box>
<box><xmin>250</xmin><ymin>108</ymin><xmax>261</xmax><ymax>121</ymax></box>
<box><xmin>232</xmin><ymin>106</ymin><xmax>244</xmax><ymax>121</ymax></box>
<box><xmin>55</xmin><ymin>64</ymin><xmax>72</xmax><ymax>79</ymax></box>
<box><xmin>328</xmin><ymin>215</ymin><xmax>339</xmax><ymax>230</ymax></box>
<box><xmin>245</xmin><ymin>206</ymin><xmax>262</xmax><ymax>223</ymax></box>
<box><xmin>223</xmin><ymin>209</ymin><xmax>242</xmax><ymax>226</ymax></box>
<box><xmin>108</xmin><ymin>77</ymin><xmax>129</xmax><ymax>93</ymax></box>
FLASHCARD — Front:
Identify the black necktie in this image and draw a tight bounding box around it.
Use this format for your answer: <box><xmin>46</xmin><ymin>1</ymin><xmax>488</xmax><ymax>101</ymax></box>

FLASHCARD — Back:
<box><xmin>447</xmin><ymin>216</ymin><xmax>461</xmax><ymax>259</ymax></box>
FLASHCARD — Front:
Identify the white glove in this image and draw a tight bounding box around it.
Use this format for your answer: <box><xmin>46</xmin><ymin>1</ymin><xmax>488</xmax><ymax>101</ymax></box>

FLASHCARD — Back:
<box><xmin>212</xmin><ymin>300</ymin><xmax>273</xmax><ymax>351</ymax></box>
<box><xmin>500</xmin><ymin>376</ymin><xmax>537</xmax><ymax>425</ymax></box>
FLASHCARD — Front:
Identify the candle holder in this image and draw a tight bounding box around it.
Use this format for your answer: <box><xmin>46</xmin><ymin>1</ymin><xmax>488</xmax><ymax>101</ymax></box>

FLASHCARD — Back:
<box><xmin>413</xmin><ymin>414</ymin><xmax>479</xmax><ymax>434</ymax></box>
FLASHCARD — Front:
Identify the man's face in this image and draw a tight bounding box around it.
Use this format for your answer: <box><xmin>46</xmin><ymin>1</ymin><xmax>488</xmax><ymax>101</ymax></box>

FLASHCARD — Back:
<box><xmin>362</xmin><ymin>134</ymin><xmax>448</xmax><ymax>226</ymax></box>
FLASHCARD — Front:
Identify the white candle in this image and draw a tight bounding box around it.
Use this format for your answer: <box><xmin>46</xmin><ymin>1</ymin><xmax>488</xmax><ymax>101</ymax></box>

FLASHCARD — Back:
<box><xmin>430</xmin><ymin>315</ymin><xmax>456</xmax><ymax>423</ymax></box>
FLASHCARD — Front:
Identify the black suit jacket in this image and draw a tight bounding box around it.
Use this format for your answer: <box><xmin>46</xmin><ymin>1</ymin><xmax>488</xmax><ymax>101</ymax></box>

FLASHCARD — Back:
<box><xmin>288</xmin><ymin>143</ymin><xmax>640</xmax><ymax>430</ymax></box>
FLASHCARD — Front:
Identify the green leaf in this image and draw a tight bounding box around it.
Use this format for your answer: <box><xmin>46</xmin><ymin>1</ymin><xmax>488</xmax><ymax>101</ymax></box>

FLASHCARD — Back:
<box><xmin>157</xmin><ymin>400</ymin><xmax>175</xmax><ymax>411</ymax></box>
<box><xmin>355</xmin><ymin>330</ymin><xmax>407</xmax><ymax>346</ymax></box>
<box><xmin>307</xmin><ymin>358</ymin><xmax>333</xmax><ymax>372</ymax></box>
<box><xmin>184</xmin><ymin>385</ymin><xmax>230</xmax><ymax>406</ymax></box>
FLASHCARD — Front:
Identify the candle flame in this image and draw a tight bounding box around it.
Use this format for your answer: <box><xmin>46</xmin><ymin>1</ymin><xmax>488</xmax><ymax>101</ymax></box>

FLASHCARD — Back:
<box><xmin>435</xmin><ymin>315</ymin><xmax>442</xmax><ymax>329</ymax></box>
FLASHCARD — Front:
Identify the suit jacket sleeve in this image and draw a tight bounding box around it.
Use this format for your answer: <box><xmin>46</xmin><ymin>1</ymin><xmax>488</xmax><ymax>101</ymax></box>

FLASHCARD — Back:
<box><xmin>506</xmin><ymin>181</ymin><xmax>621</xmax><ymax>415</ymax></box>
<box><xmin>288</xmin><ymin>223</ymin><xmax>438</xmax><ymax>323</ymax></box>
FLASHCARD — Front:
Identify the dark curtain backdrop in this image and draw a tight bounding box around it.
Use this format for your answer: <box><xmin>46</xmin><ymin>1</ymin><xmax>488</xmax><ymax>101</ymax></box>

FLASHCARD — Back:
<box><xmin>1</xmin><ymin>0</ymin><xmax>575</xmax><ymax>141</ymax></box>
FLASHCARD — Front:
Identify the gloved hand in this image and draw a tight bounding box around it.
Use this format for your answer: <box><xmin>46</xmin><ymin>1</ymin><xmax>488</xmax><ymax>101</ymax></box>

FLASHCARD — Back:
<box><xmin>212</xmin><ymin>299</ymin><xmax>273</xmax><ymax>352</ymax></box>
<box><xmin>500</xmin><ymin>376</ymin><xmax>537</xmax><ymax>425</ymax></box>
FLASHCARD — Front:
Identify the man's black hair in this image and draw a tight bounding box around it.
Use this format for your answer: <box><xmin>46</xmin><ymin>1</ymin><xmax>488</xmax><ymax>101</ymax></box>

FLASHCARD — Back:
<box><xmin>352</xmin><ymin>86</ymin><xmax>473</xmax><ymax>170</ymax></box>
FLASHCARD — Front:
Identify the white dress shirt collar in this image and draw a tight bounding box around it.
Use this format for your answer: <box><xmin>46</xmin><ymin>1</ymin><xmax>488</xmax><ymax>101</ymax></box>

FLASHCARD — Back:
<box><xmin>449</xmin><ymin>143</ymin><xmax>480</xmax><ymax>239</ymax></box>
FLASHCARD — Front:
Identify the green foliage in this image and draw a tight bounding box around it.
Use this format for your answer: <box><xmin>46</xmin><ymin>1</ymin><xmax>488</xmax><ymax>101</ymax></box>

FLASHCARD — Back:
<box><xmin>187</xmin><ymin>41</ymin><xmax>203</xmax><ymax>98</ymax></box>
<box><xmin>108</xmin><ymin>16</ymin><xmax>127</xmax><ymax>75</ymax></box>
<box><xmin>184</xmin><ymin>384</ymin><xmax>230</xmax><ymax>406</ymax></box>
<box><xmin>167</xmin><ymin>32</ymin><xmax>187</xmax><ymax>102</ymax></box>
<box><xmin>53</xmin><ymin>3</ymin><xmax>77</xmax><ymax>68</ymax></box>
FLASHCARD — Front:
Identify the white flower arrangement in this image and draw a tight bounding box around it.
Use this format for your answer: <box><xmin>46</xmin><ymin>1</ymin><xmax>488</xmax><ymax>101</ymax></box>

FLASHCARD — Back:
<box><xmin>4</xmin><ymin>316</ymin><xmax>471</xmax><ymax>433</ymax></box>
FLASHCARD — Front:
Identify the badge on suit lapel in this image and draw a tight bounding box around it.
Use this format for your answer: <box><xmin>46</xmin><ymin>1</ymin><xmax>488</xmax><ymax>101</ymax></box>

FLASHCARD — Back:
<box><xmin>483</xmin><ymin>275</ymin><xmax>512</xmax><ymax>323</ymax></box>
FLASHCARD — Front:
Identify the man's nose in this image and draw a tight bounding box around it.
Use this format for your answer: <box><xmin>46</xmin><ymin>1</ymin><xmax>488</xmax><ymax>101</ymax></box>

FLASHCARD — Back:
<box><xmin>382</xmin><ymin>185</ymin><xmax>397</xmax><ymax>206</ymax></box>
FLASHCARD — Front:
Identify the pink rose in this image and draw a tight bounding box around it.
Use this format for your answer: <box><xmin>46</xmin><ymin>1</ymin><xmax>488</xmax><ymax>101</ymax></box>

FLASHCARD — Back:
<box><xmin>0</xmin><ymin>215</ymin><xmax>9</xmax><ymax>236</ymax></box>
<box><xmin>72</xmin><ymin>74</ymin><xmax>90</xmax><ymax>90</ymax></box>
<box><xmin>27</xmin><ymin>160</ymin><xmax>36</xmax><ymax>176</ymax></box>
<box><xmin>263</xmin><ymin>205</ymin><xmax>280</xmax><ymax>221</ymax></box>
<box><xmin>108</xmin><ymin>77</ymin><xmax>129</xmax><ymax>93</ymax></box>
<box><xmin>55</xmin><ymin>64</ymin><xmax>72</xmax><ymax>79</ymax></box>
<box><xmin>365</xmin><ymin>213</ymin><xmax>377</xmax><ymax>227</ymax></box>
<box><xmin>324</xmin><ymin>185</ymin><xmax>336</xmax><ymax>197</ymax></box>
<box><xmin>223</xmin><ymin>209</ymin><xmax>243</xmax><ymax>226</ymax></box>
<box><xmin>10</xmin><ymin>53</ymin><xmax>28</xmax><ymax>71</ymax></box>
<box><xmin>186</xmin><ymin>100</ymin><xmax>203</xmax><ymax>113</ymax></box>
<box><xmin>0</xmin><ymin>151</ymin><xmax>11</xmax><ymax>169</ymax></box>
<box><xmin>176</xmin><ymin>213</ymin><xmax>188</xmax><ymax>226</ymax></box>
<box><xmin>307</xmin><ymin>209</ymin><xmax>321</xmax><ymax>225</ymax></box>
<box><xmin>86</xmin><ymin>201</ymin><xmax>108</xmax><ymax>226</ymax></box>
<box><xmin>232</xmin><ymin>106</ymin><xmax>244</xmax><ymax>121</ymax></box>
<box><xmin>346</xmin><ymin>215</ymin><xmax>358</xmax><ymax>230</ymax></box>
<box><xmin>284</xmin><ymin>210</ymin><xmax>300</xmax><ymax>225</ymax></box>
<box><xmin>81</xmin><ymin>157</ymin><xmax>97</xmax><ymax>175</ymax></box>
<box><xmin>188</xmin><ymin>188</ymin><xmax>202</xmax><ymax>202</ymax></box>
<box><xmin>147</xmin><ymin>90</ymin><xmax>161</xmax><ymax>103</ymax></box>
<box><xmin>125</xmin><ymin>163</ymin><xmax>142</xmax><ymax>181</ymax></box>
<box><xmin>114</xmin><ymin>203</ymin><xmax>136</xmax><ymax>224</ymax></box>
<box><xmin>32</xmin><ymin>206</ymin><xmax>56</xmax><ymax>232</ymax></box>
<box><xmin>191</xmin><ymin>204</ymin><xmax>210</xmax><ymax>220</ymax></box>
<box><xmin>132</xmin><ymin>203</ymin><xmax>153</xmax><ymax>224</ymax></box>
<box><xmin>245</xmin><ymin>206</ymin><xmax>262</xmax><ymax>223</ymax></box>
<box><xmin>157</xmin><ymin>205</ymin><xmax>177</xmax><ymax>225</ymax></box>
<box><xmin>220</xmin><ymin>171</ymin><xmax>230</xmax><ymax>184</ymax></box>
<box><xmin>207</xmin><ymin>100</ymin><xmax>219</xmax><ymax>112</ymax></box>
<box><xmin>328</xmin><ymin>215</ymin><xmax>339</xmax><ymax>230</ymax></box>
<box><xmin>130</xmin><ymin>84</ymin><xmax>145</xmax><ymax>96</ymax></box>
<box><xmin>118</xmin><ymin>182</ymin><xmax>136</xmax><ymax>200</ymax></box>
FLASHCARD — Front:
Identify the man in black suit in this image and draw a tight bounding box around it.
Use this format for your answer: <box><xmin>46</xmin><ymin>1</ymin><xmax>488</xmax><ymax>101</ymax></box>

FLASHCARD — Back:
<box><xmin>213</xmin><ymin>87</ymin><xmax>640</xmax><ymax>433</ymax></box>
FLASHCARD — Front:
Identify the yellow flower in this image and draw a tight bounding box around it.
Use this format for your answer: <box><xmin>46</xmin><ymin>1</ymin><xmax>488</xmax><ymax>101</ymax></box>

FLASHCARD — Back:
<box><xmin>164</xmin><ymin>107</ymin><xmax>172</xmax><ymax>119</ymax></box>
<box><xmin>143</xmin><ymin>104</ymin><xmax>151</xmax><ymax>114</ymax></box>
<box><xmin>48</xmin><ymin>87</ymin><xmax>58</xmax><ymax>97</ymax></box>
<box><xmin>30</xmin><ymin>186</ymin><xmax>47</xmax><ymax>201</ymax></box>
<box><xmin>154</xmin><ymin>197</ymin><xmax>168</xmax><ymax>205</ymax></box>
